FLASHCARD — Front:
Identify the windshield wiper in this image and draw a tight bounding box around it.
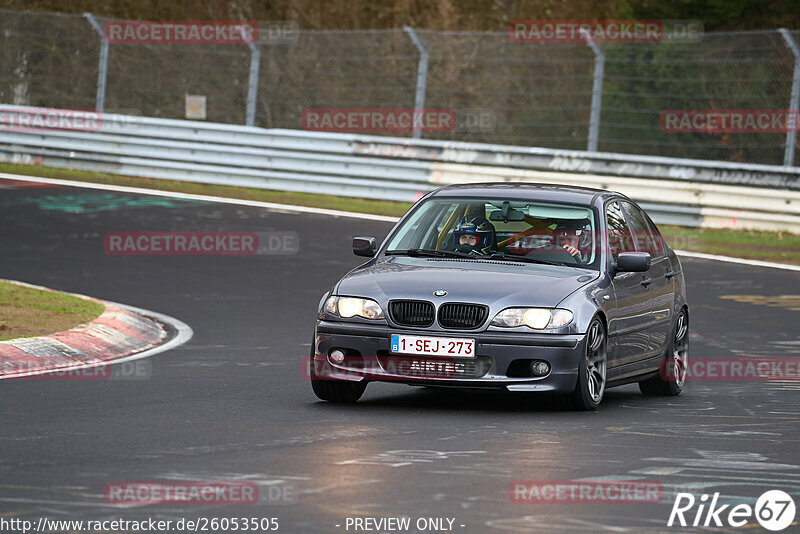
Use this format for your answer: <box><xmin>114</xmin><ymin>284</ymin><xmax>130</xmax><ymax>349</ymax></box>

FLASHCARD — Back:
<box><xmin>385</xmin><ymin>248</ymin><xmax>486</xmax><ymax>259</ymax></box>
<box><xmin>490</xmin><ymin>253</ymin><xmax>594</xmax><ymax>270</ymax></box>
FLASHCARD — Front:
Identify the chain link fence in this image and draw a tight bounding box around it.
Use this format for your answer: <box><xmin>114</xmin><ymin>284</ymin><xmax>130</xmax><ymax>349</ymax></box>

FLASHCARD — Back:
<box><xmin>1</xmin><ymin>9</ymin><xmax>799</xmax><ymax>166</ymax></box>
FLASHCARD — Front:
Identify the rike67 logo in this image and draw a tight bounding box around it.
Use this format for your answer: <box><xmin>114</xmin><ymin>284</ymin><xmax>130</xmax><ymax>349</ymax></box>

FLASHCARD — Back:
<box><xmin>668</xmin><ymin>490</ymin><xmax>796</xmax><ymax>531</ymax></box>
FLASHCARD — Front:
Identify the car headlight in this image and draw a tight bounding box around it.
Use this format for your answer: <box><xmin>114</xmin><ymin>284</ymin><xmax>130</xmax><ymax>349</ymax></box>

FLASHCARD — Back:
<box><xmin>322</xmin><ymin>296</ymin><xmax>385</xmax><ymax>320</ymax></box>
<box><xmin>491</xmin><ymin>308</ymin><xmax>573</xmax><ymax>330</ymax></box>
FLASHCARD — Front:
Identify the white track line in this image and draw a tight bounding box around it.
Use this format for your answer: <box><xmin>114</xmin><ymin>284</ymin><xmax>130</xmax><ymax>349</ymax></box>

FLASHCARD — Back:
<box><xmin>2</xmin><ymin>172</ymin><xmax>799</xmax><ymax>272</ymax></box>
<box><xmin>674</xmin><ymin>250</ymin><xmax>800</xmax><ymax>272</ymax></box>
<box><xmin>0</xmin><ymin>280</ymin><xmax>193</xmax><ymax>379</ymax></box>
<box><xmin>0</xmin><ymin>172</ymin><xmax>400</xmax><ymax>222</ymax></box>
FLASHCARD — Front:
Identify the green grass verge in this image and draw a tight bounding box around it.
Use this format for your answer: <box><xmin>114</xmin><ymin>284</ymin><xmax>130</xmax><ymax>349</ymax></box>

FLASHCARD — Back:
<box><xmin>0</xmin><ymin>281</ymin><xmax>105</xmax><ymax>341</ymax></box>
<box><xmin>1</xmin><ymin>162</ymin><xmax>798</xmax><ymax>265</ymax></box>
<box><xmin>660</xmin><ymin>226</ymin><xmax>800</xmax><ymax>265</ymax></box>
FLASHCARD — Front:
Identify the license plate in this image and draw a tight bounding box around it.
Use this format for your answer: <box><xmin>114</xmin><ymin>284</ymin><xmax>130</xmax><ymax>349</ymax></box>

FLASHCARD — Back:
<box><xmin>390</xmin><ymin>334</ymin><xmax>475</xmax><ymax>358</ymax></box>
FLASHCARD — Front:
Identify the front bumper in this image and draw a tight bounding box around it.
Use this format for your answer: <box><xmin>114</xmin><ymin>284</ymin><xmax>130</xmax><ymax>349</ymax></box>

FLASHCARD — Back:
<box><xmin>310</xmin><ymin>320</ymin><xmax>586</xmax><ymax>393</ymax></box>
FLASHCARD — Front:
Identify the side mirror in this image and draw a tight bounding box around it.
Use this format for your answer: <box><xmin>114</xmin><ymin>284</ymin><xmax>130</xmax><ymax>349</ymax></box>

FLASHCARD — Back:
<box><xmin>616</xmin><ymin>252</ymin><xmax>651</xmax><ymax>273</ymax></box>
<box><xmin>353</xmin><ymin>236</ymin><xmax>377</xmax><ymax>257</ymax></box>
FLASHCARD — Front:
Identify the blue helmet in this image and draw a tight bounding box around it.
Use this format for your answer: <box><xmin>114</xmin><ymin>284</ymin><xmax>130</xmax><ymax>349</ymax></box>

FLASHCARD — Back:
<box><xmin>453</xmin><ymin>216</ymin><xmax>496</xmax><ymax>254</ymax></box>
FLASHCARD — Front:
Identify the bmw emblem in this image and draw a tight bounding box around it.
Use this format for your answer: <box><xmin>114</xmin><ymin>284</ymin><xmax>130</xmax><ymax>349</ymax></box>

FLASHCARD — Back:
<box><xmin>433</xmin><ymin>290</ymin><xmax>448</xmax><ymax>297</ymax></box>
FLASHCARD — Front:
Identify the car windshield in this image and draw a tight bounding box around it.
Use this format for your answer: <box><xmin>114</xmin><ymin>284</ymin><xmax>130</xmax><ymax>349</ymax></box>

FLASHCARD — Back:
<box><xmin>385</xmin><ymin>197</ymin><xmax>598</xmax><ymax>269</ymax></box>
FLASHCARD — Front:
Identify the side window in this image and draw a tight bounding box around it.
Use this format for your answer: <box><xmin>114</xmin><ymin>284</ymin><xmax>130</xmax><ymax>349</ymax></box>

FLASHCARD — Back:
<box><xmin>621</xmin><ymin>202</ymin><xmax>665</xmax><ymax>257</ymax></box>
<box><xmin>605</xmin><ymin>201</ymin><xmax>636</xmax><ymax>261</ymax></box>
<box><xmin>643</xmin><ymin>215</ymin><xmax>667</xmax><ymax>257</ymax></box>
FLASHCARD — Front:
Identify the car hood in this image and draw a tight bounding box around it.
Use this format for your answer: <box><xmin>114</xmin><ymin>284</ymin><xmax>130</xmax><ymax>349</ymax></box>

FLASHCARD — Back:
<box><xmin>335</xmin><ymin>256</ymin><xmax>598</xmax><ymax>309</ymax></box>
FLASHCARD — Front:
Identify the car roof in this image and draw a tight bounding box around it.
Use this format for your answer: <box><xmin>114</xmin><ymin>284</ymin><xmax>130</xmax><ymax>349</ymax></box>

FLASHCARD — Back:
<box><xmin>428</xmin><ymin>182</ymin><xmax>624</xmax><ymax>206</ymax></box>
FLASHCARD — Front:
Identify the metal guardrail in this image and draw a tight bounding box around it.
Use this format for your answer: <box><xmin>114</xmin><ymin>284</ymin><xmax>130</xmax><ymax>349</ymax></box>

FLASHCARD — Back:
<box><xmin>5</xmin><ymin>11</ymin><xmax>800</xmax><ymax>167</ymax></box>
<box><xmin>1</xmin><ymin>105</ymin><xmax>799</xmax><ymax>232</ymax></box>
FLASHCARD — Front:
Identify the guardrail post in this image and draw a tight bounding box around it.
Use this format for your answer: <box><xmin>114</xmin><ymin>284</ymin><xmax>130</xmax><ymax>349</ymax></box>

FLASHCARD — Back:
<box><xmin>779</xmin><ymin>29</ymin><xmax>800</xmax><ymax>167</ymax></box>
<box><xmin>83</xmin><ymin>12</ymin><xmax>108</xmax><ymax>113</ymax></box>
<box><xmin>246</xmin><ymin>40</ymin><xmax>261</xmax><ymax>126</ymax></box>
<box><xmin>403</xmin><ymin>26</ymin><xmax>429</xmax><ymax>139</ymax></box>
<box><xmin>582</xmin><ymin>28</ymin><xmax>605</xmax><ymax>153</ymax></box>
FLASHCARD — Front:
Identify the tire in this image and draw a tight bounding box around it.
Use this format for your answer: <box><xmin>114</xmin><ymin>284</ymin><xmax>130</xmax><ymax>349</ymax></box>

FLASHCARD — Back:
<box><xmin>311</xmin><ymin>378</ymin><xmax>367</xmax><ymax>403</ymax></box>
<box><xmin>639</xmin><ymin>308</ymin><xmax>688</xmax><ymax>396</ymax></box>
<box><xmin>561</xmin><ymin>317</ymin><xmax>607</xmax><ymax>411</ymax></box>
<box><xmin>308</xmin><ymin>336</ymin><xmax>367</xmax><ymax>403</ymax></box>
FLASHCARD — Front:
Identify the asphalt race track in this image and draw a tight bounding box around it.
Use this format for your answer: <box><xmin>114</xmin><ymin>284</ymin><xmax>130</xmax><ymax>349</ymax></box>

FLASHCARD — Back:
<box><xmin>1</xmin><ymin>179</ymin><xmax>799</xmax><ymax>533</ymax></box>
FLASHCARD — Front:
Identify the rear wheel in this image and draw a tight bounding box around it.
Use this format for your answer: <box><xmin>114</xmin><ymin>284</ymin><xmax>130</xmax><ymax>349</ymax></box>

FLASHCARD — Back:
<box><xmin>561</xmin><ymin>317</ymin><xmax>607</xmax><ymax>411</ymax></box>
<box><xmin>639</xmin><ymin>308</ymin><xmax>688</xmax><ymax>396</ymax></box>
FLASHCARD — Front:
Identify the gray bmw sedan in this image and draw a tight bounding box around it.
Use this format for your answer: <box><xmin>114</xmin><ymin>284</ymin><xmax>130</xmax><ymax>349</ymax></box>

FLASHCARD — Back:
<box><xmin>309</xmin><ymin>183</ymin><xmax>688</xmax><ymax>410</ymax></box>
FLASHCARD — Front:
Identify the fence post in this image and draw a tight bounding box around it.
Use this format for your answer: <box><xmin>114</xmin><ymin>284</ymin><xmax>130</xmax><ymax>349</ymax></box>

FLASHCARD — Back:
<box><xmin>582</xmin><ymin>28</ymin><xmax>605</xmax><ymax>153</ymax></box>
<box><xmin>246</xmin><ymin>40</ymin><xmax>261</xmax><ymax>127</ymax></box>
<box><xmin>83</xmin><ymin>12</ymin><xmax>108</xmax><ymax>113</ymax></box>
<box><xmin>779</xmin><ymin>29</ymin><xmax>800</xmax><ymax>167</ymax></box>
<box><xmin>403</xmin><ymin>26</ymin><xmax>429</xmax><ymax>139</ymax></box>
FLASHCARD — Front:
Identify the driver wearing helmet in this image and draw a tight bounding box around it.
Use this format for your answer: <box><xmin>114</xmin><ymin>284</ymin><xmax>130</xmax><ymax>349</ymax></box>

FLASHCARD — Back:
<box><xmin>452</xmin><ymin>216</ymin><xmax>496</xmax><ymax>255</ymax></box>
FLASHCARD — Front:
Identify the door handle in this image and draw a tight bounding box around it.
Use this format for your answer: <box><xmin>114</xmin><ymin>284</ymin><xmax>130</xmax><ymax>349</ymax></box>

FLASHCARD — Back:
<box><xmin>664</xmin><ymin>270</ymin><xmax>676</xmax><ymax>279</ymax></box>
<box><xmin>640</xmin><ymin>277</ymin><xmax>652</xmax><ymax>287</ymax></box>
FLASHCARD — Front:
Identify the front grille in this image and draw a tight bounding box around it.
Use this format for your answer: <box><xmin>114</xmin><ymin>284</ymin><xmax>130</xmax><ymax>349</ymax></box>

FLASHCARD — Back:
<box><xmin>389</xmin><ymin>300</ymin><xmax>435</xmax><ymax>327</ymax></box>
<box><xmin>438</xmin><ymin>303</ymin><xmax>489</xmax><ymax>329</ymax></box>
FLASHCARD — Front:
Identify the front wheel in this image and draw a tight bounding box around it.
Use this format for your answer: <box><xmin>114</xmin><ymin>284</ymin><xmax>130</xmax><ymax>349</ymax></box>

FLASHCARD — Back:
<box><xmin>308</xmin><ymin>336</ymin><xmax>367</xmax><ymax>403</ymax></box>
<box><xmin>639</xmin><ymin>308</ymin><xmax>688</xmax><ymax>396</ymax></box>
<box><xmin>311</xmin><ymin>378</ymin><xmax>367</xmax><ymax>403</ymax></box>
<box><xmin>561</xmin><ymin>317</ymin><xmax>607</xmax><ymax>411</ymax></box>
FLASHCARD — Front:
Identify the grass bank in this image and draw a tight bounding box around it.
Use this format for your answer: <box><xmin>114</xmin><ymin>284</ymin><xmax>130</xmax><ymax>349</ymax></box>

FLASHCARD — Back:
<box><xmin>0</xmin><ymin>281</ymin><xmax>105</xmax><ymax>341</ymax></box>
